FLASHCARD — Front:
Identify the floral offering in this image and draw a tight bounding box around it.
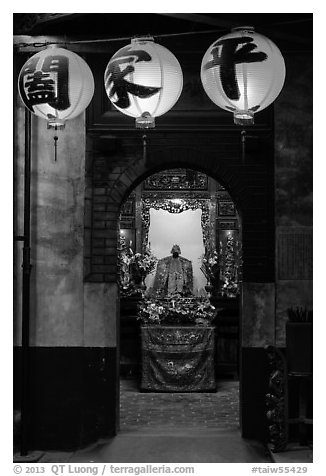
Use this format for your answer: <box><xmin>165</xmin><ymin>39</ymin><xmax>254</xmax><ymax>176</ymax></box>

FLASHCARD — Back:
<box><xmin>137</xmin><ymin>296</ymin><xmax>217</xmax><ymax>326</ymax></box>
<box><xmin>119</xmin><ymin>239</ymin><xmax>157</xmax><ymax>296</ymax></box>
<box><xmin>200</xmin><ymin>249</ymin><xmax>220</xmax><ymax>284</ymax></box>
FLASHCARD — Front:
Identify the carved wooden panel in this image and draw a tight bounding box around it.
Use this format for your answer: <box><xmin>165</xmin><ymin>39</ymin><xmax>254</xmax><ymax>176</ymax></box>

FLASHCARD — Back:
<box><xmin>217</xmin><ymin>220</ymin><xmax>239</xmax><ymax>230</ymax></box>
<box><xmin>120</xmin><ymin>218</ymin><xmax>135</xmax><ymax>229</ymax></box>
<box><xmin>265</xmin><ymin>346</ymin><xmax>288</xmax><ymax>452</ymax></box>
<box><xmin>120</xmin><ymin>198</ymin><xmax>134</xmax><ymax>216</ymax></box>
<box><xmin>120</xmin><ymin>196</ymin><xmax>136</xmax><ymax>231</ymax></box>
<box><xmin>277</xmin><ymin>227</ymin><xmax>312</xmax><ymax>280</ymax></box>
<box><xmin>143</xmin><ymin>168</ymin><xmax>208</xmax><ymax>191</ymax></box>
<box><xmin>218</xmin><ymin>201</ymin><xmax>236</xmax><ymax>217</ymax></box>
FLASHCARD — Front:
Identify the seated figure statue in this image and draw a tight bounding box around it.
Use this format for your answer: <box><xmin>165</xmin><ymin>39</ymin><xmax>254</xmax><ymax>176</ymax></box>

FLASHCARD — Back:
<box><xmin>152</xmin><ymin>244</ymin><xmax>193</xmax><ymax>297</ymax></box>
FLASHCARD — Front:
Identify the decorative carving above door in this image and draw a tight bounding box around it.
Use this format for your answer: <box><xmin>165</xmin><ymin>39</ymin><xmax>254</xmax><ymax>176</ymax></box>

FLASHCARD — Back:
<box><xmin>143</xmin><ymin>169</ymin><xmax>208</xmax><ymax>191</ymax></box>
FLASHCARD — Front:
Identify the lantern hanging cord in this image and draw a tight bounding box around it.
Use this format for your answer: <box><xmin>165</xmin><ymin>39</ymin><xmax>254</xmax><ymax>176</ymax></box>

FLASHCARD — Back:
<box><xmin>15</xmin><ymin>27</ymin><xmax>230</xmax><ymax>49</ymax></box>
<box><xmin>241</xmin><ymin>130</ymin><xmax>246</xmax><ymax>165</ymax></box>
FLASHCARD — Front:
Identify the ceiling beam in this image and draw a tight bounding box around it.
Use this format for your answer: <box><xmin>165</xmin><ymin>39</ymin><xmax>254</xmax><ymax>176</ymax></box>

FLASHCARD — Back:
<box><xmin>159</xmin><ymin>13</ymin><xmax>311</xmax><ymax>46</ymax></box>
<box><xmin>258</xmin><ymin>25</ymin><xmax>311</xmax><ymax>46</ymax></box>
<box><xmin>21</xmin><ymin>13</ymin><xmax>82</xmax><ymax>27</ymax></box>
<box><xmin>159</xmin><ymin>13</ymin><xmax>234</xmax><ymax>30</ymax></box>
<box><xmin>13</xmin><ymin>13</ymin><xmax>80</xmax><ymax>34</ymax></box>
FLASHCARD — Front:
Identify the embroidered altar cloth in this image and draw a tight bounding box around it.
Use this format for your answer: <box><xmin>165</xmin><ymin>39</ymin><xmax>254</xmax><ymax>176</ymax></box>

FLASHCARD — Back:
<box><xmin>140</xmin><ymin>326</ymin><xmax>216</xmax><ymax>392</ymax></box>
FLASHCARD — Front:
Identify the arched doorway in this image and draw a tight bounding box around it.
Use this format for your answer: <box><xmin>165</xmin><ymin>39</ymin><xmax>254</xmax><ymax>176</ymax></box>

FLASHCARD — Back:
<box><xmin>118</xmin><ymin>166</ymin><xmax>242</xmax><ymax>432</ymax></box>
<box><xmin>86</xmin><ymin>138</ymin><xmax>275</xmax><ymax>441</ymax></box>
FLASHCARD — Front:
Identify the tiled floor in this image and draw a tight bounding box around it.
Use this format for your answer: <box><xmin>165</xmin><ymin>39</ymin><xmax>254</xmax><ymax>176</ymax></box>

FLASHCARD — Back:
<box><xmin>15</xmin><ymin>377</ymin><xmax>272</xmax><ymax>463</ymax></box>
<box><xmin>68</xmin><ymin>378</ymin><xmax>271</xmax><ymax>463</ymax></box>
<box><xmin>120</xmin><ymin>377</ymin><xmax>239</xmax><ymax>431</ymax></box>
<box><xmin>15</xmin><ymin>377</ymin><xmax>311</xmax><ymax>463</ymax></box>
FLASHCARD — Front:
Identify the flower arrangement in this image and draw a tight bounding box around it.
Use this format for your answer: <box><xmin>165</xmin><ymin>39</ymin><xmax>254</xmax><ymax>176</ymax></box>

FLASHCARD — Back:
<box><xmin>221</xmin><ymin>276</ymin><xmax>240</xmax><ymax>297</ymax></box>
<box><xmin>193</xmin><ymin>299</ymin><xmax>217</xmax><ymax>326</ymax></box>
<box><xmin>132</xmin><ymin>246</ymin><xmax>158</xmax><ymax>280</ymax></box>
<box><xmin>200</xmin><ymin>236</ymin><xmax>243</xmax><ymax>298</ymax></box>
<box><xmin>119</xmin><ymin>240</ymin><xmax>157</xmax><ymax>296</ymax></box>
<box><xmin>200</xmin><ymin>248</ymin><xmax>220</xmax><ymax>286</ymax></box>
<box><xmin>163</xmin><ymin>296</ymin><xmax>194</xmax><ymax>324</ymax></box>
<box><xmin>138</xmin><ymin>299</ymin><xmax>166</xmax><ymax>325</ymax></box>
<box><xmin>137</xmin><ymin>296</ymin><xmax>217</xmax><ymax>326</ymax></box>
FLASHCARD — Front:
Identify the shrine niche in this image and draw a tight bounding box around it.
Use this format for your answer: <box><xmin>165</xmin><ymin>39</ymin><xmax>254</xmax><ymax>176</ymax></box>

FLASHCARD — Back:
<box><xmin>118</xmin><ymin>167</ymin><xmax>242</xmax><ymax>381</ymax></box>
<box><xmin>118</xmin><ymin>168</ymin><xmax>242</xmax><ymax>300</ymax></box>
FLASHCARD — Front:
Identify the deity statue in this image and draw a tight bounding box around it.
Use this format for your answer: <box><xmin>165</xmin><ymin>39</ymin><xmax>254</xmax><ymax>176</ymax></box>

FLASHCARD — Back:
<box><xmin>151</xmin><ymin>244</ymin><xmax>193</xmax><ymax>297</ymax></box>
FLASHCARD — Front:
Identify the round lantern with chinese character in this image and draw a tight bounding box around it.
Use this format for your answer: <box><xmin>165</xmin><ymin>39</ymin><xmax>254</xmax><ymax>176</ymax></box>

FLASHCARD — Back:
<box><xmin>104</xmin><ymin>36</ymin><xmax>183</xmax><ymax>128</ymax></box>
<box><xmin>18</xmin><ymin>45</ymin><xmax>94</xmax><ymax>129</ymax></box>
<box><xmin>200</xmin><ymin>26</ymin><xmax>286</xmax><ymax>125</ymax></box>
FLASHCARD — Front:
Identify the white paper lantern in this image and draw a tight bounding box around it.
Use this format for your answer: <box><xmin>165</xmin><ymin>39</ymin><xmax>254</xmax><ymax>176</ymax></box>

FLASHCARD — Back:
<box><xmin>104</xmin><ymin>37</ymin><xmax>183</xmax><ymax>128</ymax></box>
<box><xmin>18</xmin><ymin>45</ymin><xmax>94</xmax><ymax>128</ymax></box>
<box><xmin>200</xmin><ymin>26</ymin><xmax>286</xmax><ymax>125</ymax></box>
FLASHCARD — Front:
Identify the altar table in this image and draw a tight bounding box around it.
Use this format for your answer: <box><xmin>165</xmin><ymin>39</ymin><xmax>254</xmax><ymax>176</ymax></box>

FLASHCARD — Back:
<box><xmin>140</xmin><ymin>326</ymin><xmax>216</xmax><ymax>392</ymax></box>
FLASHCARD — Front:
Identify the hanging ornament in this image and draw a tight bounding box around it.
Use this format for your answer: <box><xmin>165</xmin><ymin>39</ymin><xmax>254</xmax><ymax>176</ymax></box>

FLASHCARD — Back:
<box><xmin>18</xmin><ymin>45</ymin><xmax>95</xmax><ymax>129</ymax></box>
<box><xmin>104</xmin><ymin>36</ymin><xmax>183</xmax><ymax>129</ymax></box>
<box><xmin>18</xmin><ymin>45</ymin><xmax>94</xmax><ymax>159</ymax></box>
<box><xmin>200</xmin><ymin>26</ymin><xmax>286</xmax><ymax>125</ymax></box>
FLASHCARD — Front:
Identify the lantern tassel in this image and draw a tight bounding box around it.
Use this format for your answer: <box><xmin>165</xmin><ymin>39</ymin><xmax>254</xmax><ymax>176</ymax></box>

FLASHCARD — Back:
<box><xmin>143</xmin><ymin>134</ymin><xmax>147</xmax><ymax>163</ymax></box>
<box><xmin>54</xmin><ymin>126</ymin><xmax>59</xmax><ymax>162</ymax></box>
<box><xmin>241</xmin><ymin>130</ymin><xmax>246</xmax><ymax>164</ymax></box>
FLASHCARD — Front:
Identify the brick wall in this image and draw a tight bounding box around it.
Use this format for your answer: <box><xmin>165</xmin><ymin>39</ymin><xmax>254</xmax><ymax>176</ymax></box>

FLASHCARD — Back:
<box><xmin>85</xmin><ymin>131</ymin><xmax>275</xmax><ymax>284</ymax></box>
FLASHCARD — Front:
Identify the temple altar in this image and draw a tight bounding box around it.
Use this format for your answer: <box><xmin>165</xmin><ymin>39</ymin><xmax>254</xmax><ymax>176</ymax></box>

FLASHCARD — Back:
<box><xmin>140</xmin><ymin>325</ymin><xmax>216</xmax><ymax>392</ymax></box>
<box><xmin>118</xmin><ymin>171</ymin><xmax>242</xmax><ymax>387</ymax></box>
<box><xmin>120</xmin><ymin>295</ymin><xmax>239</xmax><ymax>380</ymax></box>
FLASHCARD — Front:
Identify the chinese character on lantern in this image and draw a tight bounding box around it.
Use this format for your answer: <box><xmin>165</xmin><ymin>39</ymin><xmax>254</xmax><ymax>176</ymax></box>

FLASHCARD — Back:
<box><xmin>104</xmin><ymin>37</ymin><xmax>183</xmax><ymax>128</ymax></box>
<box><xmin>201</xmin><ymin>27</ymin><xmax>286</xmax><ymax>125</ymax></box>
<box><xmin>18</xmin><ymin>45</ymin><xmax>94</xmax><ymax>129</ymax></box>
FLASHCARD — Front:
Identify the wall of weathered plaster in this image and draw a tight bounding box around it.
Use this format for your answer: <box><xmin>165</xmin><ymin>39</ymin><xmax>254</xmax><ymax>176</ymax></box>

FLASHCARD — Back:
<box><xmin>14</xmin><ymin>109</ymin><xmax>86</xmax><ymax>346</ymax></box>
<box><xmin>14</xmin><ymin>95</ymin><xmax>116</xmax><ymax>348</ymax></box>
<box><xmin>274</xmin><ymin>51</ymin><xmax>313</xmax><ymax>346</ymax></box>
<box><xmin>242</xmin><ymin>283</ymin><xmax>276</xmax><ymax>347</ymax></box>
<box><xmin>83</xmin><ymin>282</ymin><xmax>118</xmax><ymax>347</ymax></box>
<box><xmin>275</xmin><ymin>53</ymin><xmax>312</xmax><ymax>228</ymax></box>
<box><xmin>13</xmin><ymin>98</ymin><xmax>25</xmax><ymax>345</ymax></box>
